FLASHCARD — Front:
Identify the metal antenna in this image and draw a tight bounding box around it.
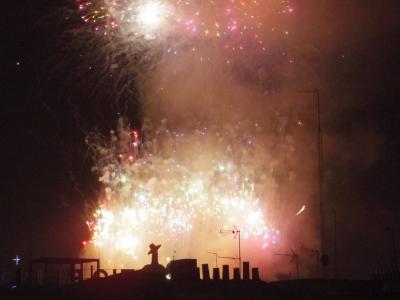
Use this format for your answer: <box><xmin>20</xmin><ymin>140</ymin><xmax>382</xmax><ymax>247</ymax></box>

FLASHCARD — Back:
<box><xmin>274</xmin><ymin>249</ymin><xmax>299</xmax><ymax>279</ymax></box>
<box><xmin>208</xmin><ymin>252</ymin><xmax>218</xmax><ymax>268</ymax></box>
<box><xmin>220</xmin><ymin>226</ymin><xmax>241</xmax><ymax>275</ymax></box>
<box><xmin>301</xmin><ymin>245</ymin><xmax>320</xmax><ymax>278</ymax></box>
<box><xmin>298</xmin><ymin>89</ymin><xmax>324</xmax><ymax>265</ymax></box>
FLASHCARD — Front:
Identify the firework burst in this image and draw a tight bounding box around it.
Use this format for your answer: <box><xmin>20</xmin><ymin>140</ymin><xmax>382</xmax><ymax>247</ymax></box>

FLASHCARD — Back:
<box><xmin>74</xmin><ymin>0</ymin><xmax>300</xmax><ymax>270</ymax></box>
<box><xmin>83</xmin><ymin>117</ymin><xmax>283</xmax><ymax>267</ymax></box>
<box><xmin>76</xmin><ymin>0</ymin><xmax>294</xmax><ymax>46</ymax></box>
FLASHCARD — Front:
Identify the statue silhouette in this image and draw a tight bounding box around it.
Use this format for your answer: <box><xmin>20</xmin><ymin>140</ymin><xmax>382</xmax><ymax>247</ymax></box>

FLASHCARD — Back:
<box><xmin>141</xmin><ymin>243</ymin><xmax>165</xmax><ymax>275</ymax></box>
<box><xmin>148</xmin><ymin>243</ymin><xmax>161</xmax><ymax>266</ymax></box>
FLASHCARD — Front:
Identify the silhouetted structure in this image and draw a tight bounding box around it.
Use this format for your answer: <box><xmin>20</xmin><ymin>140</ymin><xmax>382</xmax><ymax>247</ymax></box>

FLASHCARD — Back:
<box><xmin>3</xmin><ymin>255</ymin><xmax>399</xmax><ymax>300</ymax></box>
<box><xmin>148</xmin><ymin>243</ymin><xmax>161</xmax><ymax>266</ymax></box>
<box><xmin>252</xmin><ymin>268</ymin><xmax>260</xmax><ymax>281</ymax></box>
<box><xmin>212</xmin><ymin>267</ymin><xmax>220</xmax><ymax>280</ymax></box>
<box><xmin>166</xmin><ymin>259</ymin><xmax>199</xmax><ymax>281</ymax></box>
<box><xmin>222</xmin><ymin>265</ymin><xmax>229</xmax><ymax>280</ymax></box>
<box><xmin>202</xmin><ymin>264</ymin><xmax>210</xmax><ymax>280</ymax></box>
<box><xmin>142</xmin><ymin>244</ymin><xmax>165</xmax><ymax>275</ymax></box>
<box><xmin>30</xmin><ymin>257</ymin><xmax>100</xmax><ymax>285</ymax></box>
<box><xmin>233</xmin><ymin>268</ymin><xmax>241</xmax><ymax>280</ymax></box>
<box><xmin>16</xmin><ymin>267</ymin><xmax>22</xmax><ymax>288</ymax></box>
<box><xmin>243</xmin><ymin>261</ymin><xmax>250</xmax><ymax>280</ymax></box>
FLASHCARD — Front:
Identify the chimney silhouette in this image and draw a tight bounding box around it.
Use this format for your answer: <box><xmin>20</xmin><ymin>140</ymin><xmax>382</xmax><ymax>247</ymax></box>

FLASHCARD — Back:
<box><xmin>233</xmin><ymin>268</ymin><xmax>241</xmax><ymax>280</ymax></box>
<box><xmin>243</xmin><ymin>262</ymin><xmax>250</xmax><ymax>280</ymax></box>
<box><xmin>212</xmin><ymin>268</ymin><xmax>220</xmax><ymax>280</ymax></box>
<box><xmin>222</xmin><ymin>265</ymin><xmax>229</xmax><ymax>280</ymax></box>
<box><xmin>202</xmin><ymin>264</ymin><xmax>210</xmax><ymax>280</ymax></box>
<box><xmin>252</xmin><ymin>268</ymin><xmax>260</xmax><ymax>280</ymax></box>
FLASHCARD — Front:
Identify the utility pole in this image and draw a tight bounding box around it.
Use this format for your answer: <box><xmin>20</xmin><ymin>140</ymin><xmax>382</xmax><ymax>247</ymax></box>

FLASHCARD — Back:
<box><xmin>238</xmin><ymin>229</ymin><xmax>241</xmax><ymax>274</ymax></box>
<box><xmin>299</xmin><ymin>89</ymin><xmax>324</xmax><ymax>277</ymax></box>
<box><xmin>384</xmin><ymin>226</ymin><xmax>398</xmax><ymax>263</ymax></box>
<box><xmin>311</xmin><ymin>249</ymin><xmax>320</xmax><ymax>278</ymax></box>
<box><xmin>316</xmin><ymin>89</ymin><xmax>324</xmax><ymax>266</ymax></box>
<box><xmin>325</xmin><ymin>209</ymin><xmax>337</xmax><ymax>278</ymax></box>
<box><xmin>300</xmin><ymin>245</ymin><xmax>321</xmax><ymax>278</ymax></box>
<box><xmin>332</xmin><ymin>210</ymin><xmax>337</xmax><ymax>278</ymax></box>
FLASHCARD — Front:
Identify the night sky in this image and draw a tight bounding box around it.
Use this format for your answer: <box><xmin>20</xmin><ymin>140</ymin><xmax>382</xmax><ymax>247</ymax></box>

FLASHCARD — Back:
<box><xmin>1</xmin><ymin>0</ymin><xmax>400</xmax><ymax>280</ymax></box>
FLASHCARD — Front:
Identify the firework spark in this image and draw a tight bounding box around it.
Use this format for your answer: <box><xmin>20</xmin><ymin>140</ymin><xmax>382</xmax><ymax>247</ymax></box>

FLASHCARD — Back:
<box><xmin>84</xmin><ymin>119</ymin><xmax>280</xmax><ymax>267</ymax></box>
<box><xmin>75</xmin><ymin>0</ymin><xmax>299</xmax><ymax>270</ymax></box>
<box><xmin>296</xmin><ymin>205</ymin><xmax>306</xmax><ymax>216</ymax></box>
<box><xmin>77</xmin><ymin>0</ymin><xmax>294</xmax><ymax>46</ymax></box>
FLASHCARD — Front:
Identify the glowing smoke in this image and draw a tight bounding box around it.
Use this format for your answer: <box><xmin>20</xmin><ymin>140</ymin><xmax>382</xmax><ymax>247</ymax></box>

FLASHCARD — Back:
<box><xmin>74</xmin><ymin>0</ymin><xmax>319</xmax><ymax>278</ymax></box>
<box><xmin>86</xmin><ymin>118</ymin><xmax>281</xmax><ymax>266</ymax></box>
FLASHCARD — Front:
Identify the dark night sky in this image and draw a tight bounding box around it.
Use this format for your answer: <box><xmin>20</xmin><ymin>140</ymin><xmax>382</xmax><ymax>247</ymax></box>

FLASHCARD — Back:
<box><xmin>1</xmin><ymin>0</ymin><xmax>400</xmax><ymax>279</ymax></box>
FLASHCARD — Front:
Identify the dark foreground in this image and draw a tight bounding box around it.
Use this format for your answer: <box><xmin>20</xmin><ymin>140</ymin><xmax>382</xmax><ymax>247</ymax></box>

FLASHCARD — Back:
<box><xmin>1</xmin><ymin>274</ymin><xmax>399</xmax><ymax>300</ymax></box>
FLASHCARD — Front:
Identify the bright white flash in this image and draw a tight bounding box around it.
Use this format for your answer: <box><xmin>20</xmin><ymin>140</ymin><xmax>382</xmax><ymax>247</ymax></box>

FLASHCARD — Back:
<box><xmin>137</xmin><ymin>1</ymin><xmax>166</xmax><ymax>29</ymax></box>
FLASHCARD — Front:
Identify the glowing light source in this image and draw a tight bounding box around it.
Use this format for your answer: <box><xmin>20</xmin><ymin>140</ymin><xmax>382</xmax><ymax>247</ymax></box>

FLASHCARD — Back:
<box><xmin>296</xmin><ymin>205</ymin><xmax>306</xmax><ymax>216</ymax></box>
<box><xmin>85</xmin><ymin>124</ymin><xmax>280</xmax><ymax>267</ymax></box>
<box><xmin>12</xmin><ymin>255</ymin><xmax>21</xmax><ymax>266</ymax></box>
<box><xmin>137</xmin><ymin>1</ymin><xmax>166</xmax><ymax>29</ymax></box>
<box><xmin>74</xmin><ymin>0</ymin><xmax>296</xmax><ymax>269</ymax></box>
<box><xmin>77</xmin><ymin>0</ymin><xmax>294</xmax><ymax>52</ymax></box>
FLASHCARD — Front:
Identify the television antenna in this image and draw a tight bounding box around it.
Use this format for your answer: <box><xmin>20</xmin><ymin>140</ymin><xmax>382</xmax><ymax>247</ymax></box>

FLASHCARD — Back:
<box><xmin>301</xmin><ymin>245</ymin><xmax>321</xmax><ymax>278</ymax></box>
<box><xmin>207</xmin><ymin>252</ymin><xmax>218</xmax><ymax>268</ymax></box>
<box><xmin>274</xmin><ymin>249</ymin><xmax>299</xmax><ymax>279</ymax></box>
<box><xmin>220</xmin><ymin>226</ymin><xmax>241</xmax><ymax>274</ymax></box>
